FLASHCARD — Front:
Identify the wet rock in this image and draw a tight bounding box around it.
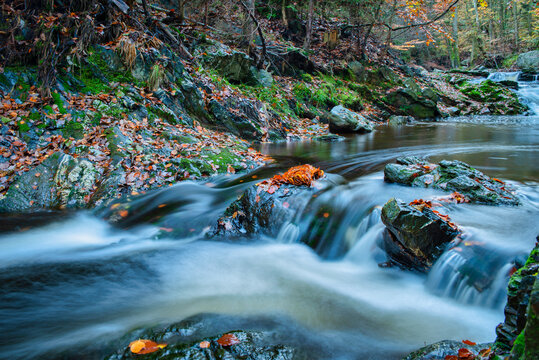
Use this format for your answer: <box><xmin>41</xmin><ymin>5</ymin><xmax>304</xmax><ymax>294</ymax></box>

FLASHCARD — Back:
<box><xmin>328</xmin><ymin>105</ymin><xmax>374</xmax><ymax>133</ymax></box>
<box><xmin>493</xmin><ymin>241</ymin><xmax>539</xmax><ymax>357</ymax></box>
<box><xmin>212</xmin><ymin>183</ymin><xmax>314</xmax><ymax>238</ymax></box>
<box><xmin>0</xmin><ymin>152</ymin><xmax>99</xmax><ymax>213</ymax></box>
<box><xmin>402</xmin><ymin>339</ymin><xmax>492</xmax><ymax>360</ymax></box>
<box><xmin>380</xmin><ymin>198</ymin><xmax>460</xmax><ymax>271</ymax></box>
<box><xmin>106</xmin><ymin>316</ymin><xmax>303</xmax><ymax>360</ymax></box>
<box><xmin>499</xmin><ymin>79</ymin><xmax>519</xmax><ymax>90</ymax></box>
<box><xmin>521</xmin><ymin>272</ymin><xmax>539</xmax><ymax>359</ymax></box>
<box><xmin>384</xmin><ymin>157</ymin><xmax>520</xmax><ymax>205</ymax></box>
<box><xmin>516</xmin><ymin>50</ymin><xmax>539</xmax><ymax>73</ymax></box>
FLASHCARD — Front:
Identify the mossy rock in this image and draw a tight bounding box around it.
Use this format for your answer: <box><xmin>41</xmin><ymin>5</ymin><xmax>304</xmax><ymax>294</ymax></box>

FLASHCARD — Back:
<box><xmin>63</xmin><ymin>121</ymin><xmax>85</xmax><ymax>139</ymax></box>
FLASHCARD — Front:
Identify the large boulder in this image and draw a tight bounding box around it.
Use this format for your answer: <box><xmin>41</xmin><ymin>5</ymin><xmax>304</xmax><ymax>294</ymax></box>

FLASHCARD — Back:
<box><xmin>492</xmin><ymin>241</ymin><xmax>539</xmax><ymax>358</ymax></box>
<box><xmin>0</xmin><ymin>152</ymin><xmax>99</xmax><ymax>213</ymax></box>
<box><xmin>516</xmin><ymin>50</ymin><xmax>539</xmax><ymax>73</ymax></box>
<box><xmin>205</xmin><ymin>50</ymin><xmax>258</xmax><ymax>84</ymax></box>
<box><xmin>208</xmin><ymin>98</ymin><xmax>276</xmax><ymax>140</ymax></box>
<box><xmin>380</xmin><ymin>198</ymin><xmax>460</xmax><ymax>271</ymax></box>
<box><xmin>384</xmin><ymin>157</ymin><xmax>520</xmax><ymax>205</ymax></box>
<box><xmin>457</xmin><ymin>80</ymin><xmax>526</xmax><ymax>115</ymax></box>
<box><xmin>328</xmin><ymin>105</ymin><xmax>374</xmax><ymax>133</ymax></box>
<box><xmin>385</xmin><ymin>87</ymin><xmax>439</xmax><ymax>119</ymax></box>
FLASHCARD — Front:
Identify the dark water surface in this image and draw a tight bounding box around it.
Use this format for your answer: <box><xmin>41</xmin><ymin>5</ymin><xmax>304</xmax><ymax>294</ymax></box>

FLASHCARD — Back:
<box><xmin>0</xmin><ymin>118</ymin><xmax>538</xmax><ymax>360</ymax></box>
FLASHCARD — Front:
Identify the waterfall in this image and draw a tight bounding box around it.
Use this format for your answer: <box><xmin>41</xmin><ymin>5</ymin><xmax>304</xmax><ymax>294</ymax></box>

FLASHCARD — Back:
<box><xmin>487</xmin><ymin>71</ymin><xmax>539</xmax><ymax>115</ymax></box>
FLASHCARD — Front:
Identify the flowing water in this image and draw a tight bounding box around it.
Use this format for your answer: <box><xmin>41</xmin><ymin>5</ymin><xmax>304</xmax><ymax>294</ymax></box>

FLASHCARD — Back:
<box><xmin>1</xmin><ymin>78</ymin><xmax>538</xmax><ymax>360</ymax></box>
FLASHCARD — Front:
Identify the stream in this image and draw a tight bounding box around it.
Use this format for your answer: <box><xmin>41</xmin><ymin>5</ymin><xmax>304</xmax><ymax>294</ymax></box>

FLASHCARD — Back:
<box><xmin>0</xmin><ymin>74</ymin><xmax>538</xmax><ymax>360</ymax></box>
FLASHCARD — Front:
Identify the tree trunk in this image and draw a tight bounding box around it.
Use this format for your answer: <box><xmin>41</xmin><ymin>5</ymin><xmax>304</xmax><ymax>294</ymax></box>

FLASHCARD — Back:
<box><xmin>303</xmin><ymin>0</ymin><xmax>314</xmax><ymax>50</ymax></box>
<box><xmin>243</xmin><ymin>0</ymin><xmax>255</xmax><ymax>45</ymax></box>
<box><xmin>450</xmin><ymin>7</ymin><xmax>460</xmax><ymax>68</ymax></box>
<box><xmin>360</xmin><ymin>0</ymin><xmax>383</xmax><ymax>57</ymax></box>
<box><xmin>470</xmin><ymin>0</ymin><xmax>481</xmax><ymax>64</ymax></box>
<box><xmin>178</xmin><ymin>0</ymin><xmax>185</xmax><ymax>24</ymax></box>
<box><xmin>513</xmin><ymin>4</ymin><xmax>519</xmax><ymax>52</ymax></box>
<box><xmin>282</xmin><ymin>0</ymin><xmax>288</xmax><ymax>27</ymax></box>
<box><xmin>382</xmin><ymin>0</ymin><xmax>398</xmax><ymax>59</ymax></box>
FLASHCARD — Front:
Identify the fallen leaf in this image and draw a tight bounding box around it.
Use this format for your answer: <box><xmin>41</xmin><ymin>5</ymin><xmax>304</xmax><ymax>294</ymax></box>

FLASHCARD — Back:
<box><xmin>462</xmin><ymin>340</ymin><xmax>477</xmax><ymax>346</ymax></box>
<box><xmin>457</xmin><ymin>348</ymin><xmax>475</xmax><ymax>359</ymax></box>
<box><xmin>217</xmin><ymin>333</ymin><xmax>240</xmax><ymax>347</ymax></box>
<box><xmin>444</xmin><ymin>356</ymin><xmax>458</xmax><ymax>360</ymax></box>
<box><xmin>119</xmin><ymin>210</ymin><xmax>128</xmax><ymax>218</ymax></box>
<box><xmin>129</xmin><ymin>339</ymin><xmax>167</xmax><ymax>354</ymax></box>
<box><xmin>199</xmin><ymin>341</ymin><xmax>210</xmax><ymax>349</ymax></box>
<box><xmin>477</xmin><ymin>348</ymin><xmax>491</xmax><ymax>357</ymax></box>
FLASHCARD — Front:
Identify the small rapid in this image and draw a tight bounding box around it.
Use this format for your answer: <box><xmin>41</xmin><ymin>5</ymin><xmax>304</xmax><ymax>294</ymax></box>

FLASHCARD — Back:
<box><xmin>487</xmin><ymin>71</ymin><xmax>539</xmax><ymax>114</ymax></box>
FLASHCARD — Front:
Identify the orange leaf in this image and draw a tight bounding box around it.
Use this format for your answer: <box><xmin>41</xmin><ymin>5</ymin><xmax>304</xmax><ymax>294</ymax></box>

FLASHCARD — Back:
<box><xmin>478</xmin><ymin>348</ymin><xmax>491</xmax><ymax>357</ymax></box>
<box><xmin>129</xmin><ymin>339</ymin><xmax>167</xmax><ymax>354</ymax></box>
<box><xmin>444</xmin><ymin>356</ymin><xmax>458</xmax><ymax>360</ymax></box>
<box><xmin>462</xmin><ymin>340</ymin><xmax>477</xmax><ymax>346</ymax></box>
<box><xmin>35</xmin><ymin>172</ymin><xmax>41</xmax><ymax>177</ymax></box>
<box><xmin>118</xmin><ymin>210</ymin><xmax>128</xmax><ymax>218</ymax></box>
<box><xmin>199</xmin><ymin>341</ymin><xmax>210</xmax><ymax>349</ymax></box>
<box><xmin>217</xmin><ymin>333</ymin><xmax>240</xmax><ymax>347</ymax></box>
<box><xmin>457</xmin><ymin>348</ymin><xmax>475</xmax><ymax>359</ymax></box>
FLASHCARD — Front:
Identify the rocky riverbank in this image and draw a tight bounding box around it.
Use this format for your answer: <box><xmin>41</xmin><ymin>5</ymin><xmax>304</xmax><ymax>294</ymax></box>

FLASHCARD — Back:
<box><xmin>0</xmin><ymin>32</ymin><xmax>530</xmax><ymax>214</ymax></box>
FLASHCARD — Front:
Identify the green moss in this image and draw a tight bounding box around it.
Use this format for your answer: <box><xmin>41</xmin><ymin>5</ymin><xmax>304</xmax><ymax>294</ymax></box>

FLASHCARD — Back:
<box><xmin>76</xmin><ymin>46</ymin><xmax>137</xmax><ymax>94</ymax></box>
<box><xmin>503</xmin><ymin>54</ymin><xmax>519</xmax><ymax>68</ymax></box>
<box><xmin>292</xmin><ymin>83</ymin><xmax>312</xmax><ymax>101</ymax></box>
<box><xmin>63</xmin><ymin>121</ymin><xmax>84</xmax><ymax>139</ymax></box>
<box><xmin>511</xmin><ymin>330</ymin><xmax>526</xmax><ymax>358</ymax></box>
<box><xmin>17</xmin><ymin>120</ymin><xmax>30</xmax><ymax>132</ymax></box>
<box><xmin>51</xmin><ymin>92</ymin><xmax>67</xmax><ymax>114</ymax></box>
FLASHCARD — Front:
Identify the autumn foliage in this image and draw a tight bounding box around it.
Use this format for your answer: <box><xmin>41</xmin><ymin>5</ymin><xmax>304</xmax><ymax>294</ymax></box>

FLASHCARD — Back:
<box><xmin>216</xmin><ymin>333</ymin><xmax>241</xmax><ymax>346</ymax></box>
<box><xmin>443</xmin><ymin>343</ymin><xmax>491</xmax><ymax>360</ymax></box>
<box><xmin>257</xmin><ymin>164</ymin><xmax>324</xmax><ymax>195</ymax></box>
<box><xmin>129</xmin><ymin>339</ymin><xmax>167</xmax><ymax>354</ymax></box>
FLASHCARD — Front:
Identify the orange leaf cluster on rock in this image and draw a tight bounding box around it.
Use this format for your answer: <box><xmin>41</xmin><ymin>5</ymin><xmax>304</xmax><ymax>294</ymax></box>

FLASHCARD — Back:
<box><xmin>257</xmin><ymin>164</ymin><xmax>324</xmax><ymax>194</ymax></box>
<box><xmin>409</xmin><ymin>198</ymin><xmax>459</xmax><ymax>230</ymax></box>
<box><xmin>129</xmin><ymin>339</ymin><xmax>167</xmax><ymax>354</ymax></box>
<box><xmin>443</xmin><ymin>346</ymin><xmax>491</xmax><ymax>360</ymax></box>
<box><xmin>216</xmin><ymin>333</ymin><xmax>241</xmax><ymax>346</ymax></box>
